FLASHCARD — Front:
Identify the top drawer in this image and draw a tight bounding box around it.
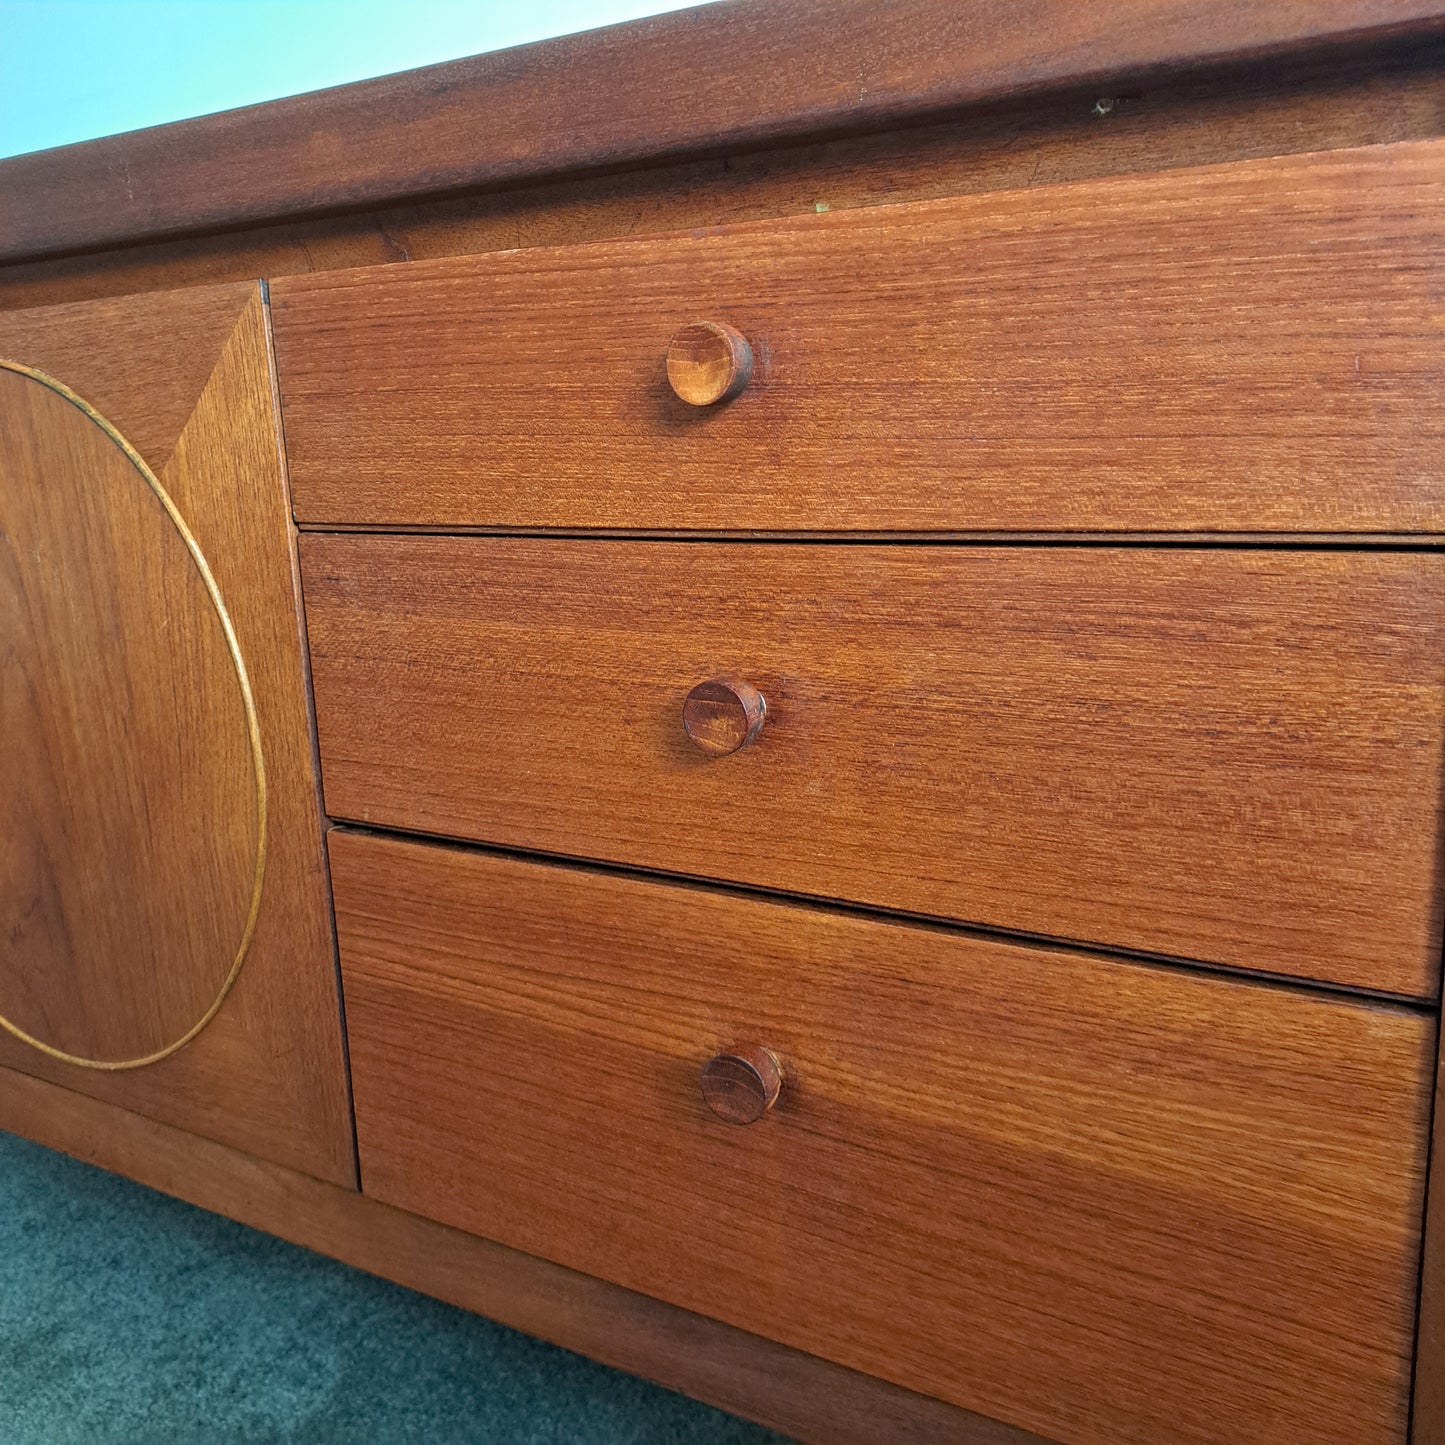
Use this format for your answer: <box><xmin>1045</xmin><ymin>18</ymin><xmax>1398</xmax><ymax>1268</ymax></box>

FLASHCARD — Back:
<box><xmin>272</xmin><ymin>141</ymin><xmax>1445</xmax><ymax>534</ymax></box>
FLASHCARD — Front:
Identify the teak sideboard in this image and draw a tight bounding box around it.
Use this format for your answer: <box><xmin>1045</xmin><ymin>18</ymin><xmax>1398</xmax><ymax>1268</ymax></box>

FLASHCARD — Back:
<box><xmin>6</xmin><ymin>5</ymin><xmax>1445</xmax><ymax>1442</ymax></box>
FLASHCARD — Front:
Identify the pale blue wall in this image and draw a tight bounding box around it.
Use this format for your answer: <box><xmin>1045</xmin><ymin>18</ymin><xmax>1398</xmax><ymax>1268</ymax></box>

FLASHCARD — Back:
<box><xmin>0</xmin><ymin>0</ymin><xmax>706</xmax><ymax>159</ymax></box>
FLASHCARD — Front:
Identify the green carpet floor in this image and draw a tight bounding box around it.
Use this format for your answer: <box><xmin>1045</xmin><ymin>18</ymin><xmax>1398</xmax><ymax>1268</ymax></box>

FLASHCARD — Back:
<box><xmin>0</xmin><ymin>1129</ymin><xmax>793</xmax><ymax>1445</ymax></box>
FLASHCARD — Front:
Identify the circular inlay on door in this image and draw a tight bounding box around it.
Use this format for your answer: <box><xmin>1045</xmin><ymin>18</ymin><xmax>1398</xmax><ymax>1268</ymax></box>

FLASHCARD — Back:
<box><xmin>0</xmin><ymin>361</ymin><xmax>265</xmax><ymax>1070</ymax></box>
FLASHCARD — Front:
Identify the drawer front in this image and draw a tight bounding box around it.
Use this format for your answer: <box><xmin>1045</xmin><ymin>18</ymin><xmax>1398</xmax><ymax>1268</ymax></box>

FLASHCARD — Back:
<box><xmin>332</xmin><ymin>830</ymin><xmax>1431</xmax><ymax>1445</ymax></box>
<box><xmin>272</xmin><ymin>141</ymin><xmax>1445</xmax><ymax>534</ymax></box>
<box><xmin>301</xmin><ymin>537</ymin><xmax>1445</xmax><ymax>997</ymax></box>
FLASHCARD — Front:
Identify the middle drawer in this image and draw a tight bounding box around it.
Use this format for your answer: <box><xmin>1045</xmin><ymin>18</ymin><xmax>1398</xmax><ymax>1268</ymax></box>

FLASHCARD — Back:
<box><xmin>300</xmin><ymin>537</ymin><xmax>1445</xmax><ymax>996</ymax></box>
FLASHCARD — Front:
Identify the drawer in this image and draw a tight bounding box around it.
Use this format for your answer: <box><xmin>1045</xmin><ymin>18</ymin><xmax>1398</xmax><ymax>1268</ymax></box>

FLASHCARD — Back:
<box><xmin>332</xmin><ymin>830</ymin><xmax>1431</xmax><ymax>1445</ymax></box>
<box><xmin>301</xmin><ymin>537</ymin><xmax>1445</xmax><ymax>997</ymax></box>
<box><xmin>272</xmin><ymin>141</ymin><xmax>1445</xmax><ymax>534</ymax></box>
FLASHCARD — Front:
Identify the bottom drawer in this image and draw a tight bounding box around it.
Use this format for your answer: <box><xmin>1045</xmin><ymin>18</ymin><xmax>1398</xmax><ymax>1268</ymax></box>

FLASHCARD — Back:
<box><xmin>331</xmin><ymin>829</ymin><xmax>1430</xmax><ymax>1445</ymax></box>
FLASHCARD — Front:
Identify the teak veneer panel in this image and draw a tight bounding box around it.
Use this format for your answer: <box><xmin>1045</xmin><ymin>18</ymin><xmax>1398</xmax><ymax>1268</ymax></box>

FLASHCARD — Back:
<box><xmin>274</xmin><ymin>140</ymin><xmax>1445</xmax><ymax>534</ymax></box>
<box><xmin>0</xmin><ymin>358</ymin><xmax>256</xmax><ymax>1063</ymax></box>
<box><xmin>301</xmin><ymin>536</ymin><xmax>1445</xmax><ymax>997</ymax></box>
<box><xmin>331</xmin><ymin>831</ymin><xmax>1432</xmax><ymax>1445</ymax></box>
<box><xmin>0</xmin><ymin>286</ymin><xmax>353</xmax><ymax>1184</ymax></box>
<box><xmin>0</xmin><ymin>283</ymin><xmax>252</xmax><ymax>468</ymax></box>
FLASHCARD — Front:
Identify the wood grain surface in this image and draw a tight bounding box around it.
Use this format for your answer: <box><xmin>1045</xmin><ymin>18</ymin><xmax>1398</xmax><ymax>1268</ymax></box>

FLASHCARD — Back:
<box><xmin>666</xmin><ymin>320</ymin><xmax>754</xmax><ymax>406</ymax></box>
<box><xmin>5</xmin><ymin>0</ymin><xmax>1441</xmax><ymax>264</ymax></box>
<box><xmin>699</xmin><ymin>1044</ymin><xmax>783</xmax><ymax>1125</ymax></box>
<box><xmin>0</xmin><ymin>364</ymin><xmax>255</xmax><ymax>1062</ymax></box>
<box><xmin>0</xmin><ymin>284</ymin><xmax>252</xmax><ymax>468</ymax></box>
<box><xmin>4</xmin><ymin>45</ymin><xmax>1442</xmax><ymax>317</ymax></box>
<box><xmin>682</xmin><ymin>678</ymin><xmax>768</xmax><ymax>758</ymax></box>
<box><xmin>331</xmin><ymin>830</ymin><xmax>1432</xmax><ymax>1445</ymax></box>
<box><xmin>0</xmin><ymin>287</ymin><xmax>353</xmax><ymax>1182</ymax></box>
<box><xmin>300</xmin><ymin>536</ymin><xmax>1445</xmax><ymax>997</ymax></box>
<box><xmin>1421</xmin><ymin>1059</ymin><xmax>1445</xmax><ymax>1443</ymax></box>
<box><xmin>0</xmin><ymin>1065</ymin><xmax>1045</xmax><ymax>1445</ymax></box>
<box><xmin>274</xmin><ymin>140</ymin><xmax>1445</xmax><ymax>534</ymax></box>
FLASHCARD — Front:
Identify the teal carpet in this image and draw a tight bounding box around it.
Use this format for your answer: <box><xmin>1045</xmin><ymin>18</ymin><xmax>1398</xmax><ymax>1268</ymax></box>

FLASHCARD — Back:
<box><xmin>0</xmin><ymin>1130</ymin><xmax>792</xmax><ymax>1445</ymax></box>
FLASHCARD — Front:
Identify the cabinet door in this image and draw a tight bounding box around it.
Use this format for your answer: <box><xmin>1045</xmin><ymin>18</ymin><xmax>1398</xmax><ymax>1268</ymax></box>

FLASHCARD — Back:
<box><xmin>0</xmin><ymin>283</ymin><xmax>353</xmax><ymax>1186</ymax></box>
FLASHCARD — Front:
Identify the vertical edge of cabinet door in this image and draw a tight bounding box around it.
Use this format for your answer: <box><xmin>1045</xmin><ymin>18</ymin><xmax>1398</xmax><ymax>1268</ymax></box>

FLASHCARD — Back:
<box><xmin>1411</xmin><ymin>1020</ymin><xmax>1445</xmax><ymax>1444</ymax></box>
<box><xmin>330</xmin><ymin>830</ymin><xmax>1432</xmax><ymax>1445</ymax></box>
<box><xmin>0</xmin><ymin>284</ymin><xmax>355</xmax><ymax>1187</ymax></box>
<box><xmin>271</xmin><ymin>137</ymin><xmax>1445</xmax><ymax>533</ymax></box>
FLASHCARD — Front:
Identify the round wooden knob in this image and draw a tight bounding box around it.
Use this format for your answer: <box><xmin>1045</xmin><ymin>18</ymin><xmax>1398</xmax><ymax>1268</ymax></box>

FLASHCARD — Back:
<box><xmin>701</xmin><ymin>1045</ymin><xmax>782</xmax><ymax>1125</ymax></box>
<box><xmin>666</xmin><ymin>321</ymin><xmax>753</xmax><ymax>406</ymax></box>
<box><xmin>682</xmin><ymin>677</ymin><xmax>766</xmax><ymax>757</ymax></box>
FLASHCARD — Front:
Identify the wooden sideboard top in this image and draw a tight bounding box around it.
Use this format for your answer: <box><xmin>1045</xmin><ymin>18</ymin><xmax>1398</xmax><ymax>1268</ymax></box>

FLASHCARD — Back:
<box><xmin>2</xmin><ymin>0</ymin><xmax>1444</xmax><ymax>265</ymax></box>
